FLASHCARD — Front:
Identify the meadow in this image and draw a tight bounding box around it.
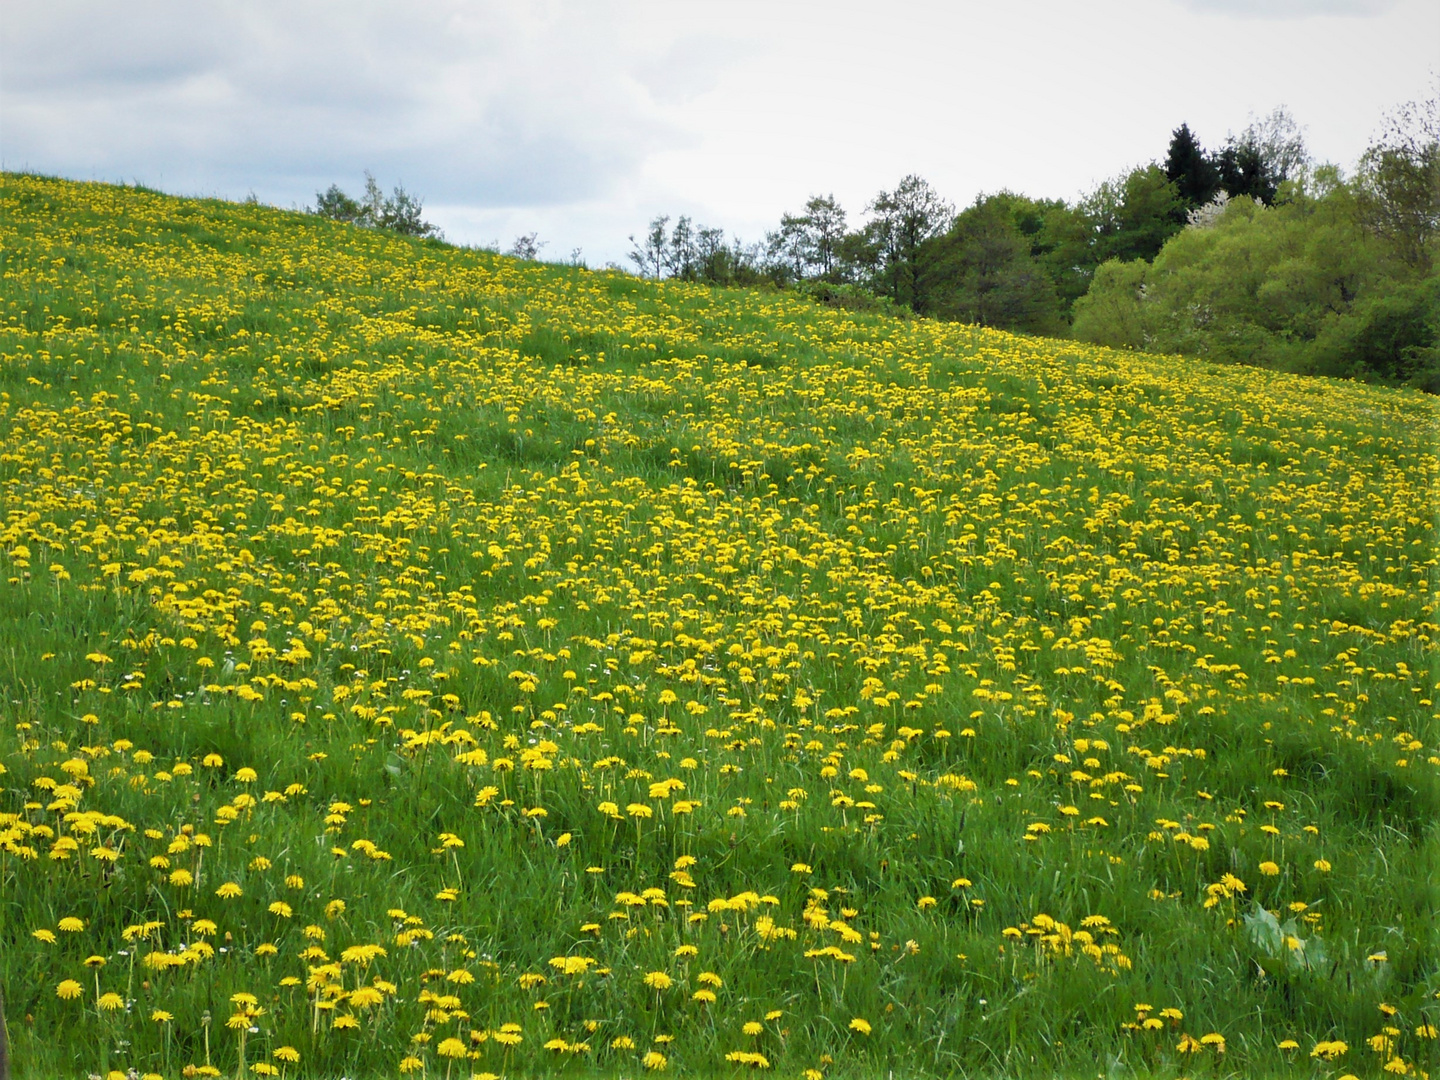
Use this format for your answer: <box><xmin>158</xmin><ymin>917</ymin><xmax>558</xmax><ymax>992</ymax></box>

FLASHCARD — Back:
<box><xmin>0</xmin><ymin>173</ymin><xmax>1436</xmax><ymax>1079</ymax></box>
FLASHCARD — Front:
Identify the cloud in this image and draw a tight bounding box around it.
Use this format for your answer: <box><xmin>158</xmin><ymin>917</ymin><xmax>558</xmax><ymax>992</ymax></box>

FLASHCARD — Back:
<box><xmin>4</xmin><ymin>0</ymin><xmax>1433</xmax><ymax>265</ymax></box>
<box><xmin>0</xmin><ymin>0</ymin><xmax>708</xmax><ymax>207</ymax></box>
<box><xmin>1175</xmin><ymin>0</ymin><xmax>1398</xmax><ymax>17</ymax></box>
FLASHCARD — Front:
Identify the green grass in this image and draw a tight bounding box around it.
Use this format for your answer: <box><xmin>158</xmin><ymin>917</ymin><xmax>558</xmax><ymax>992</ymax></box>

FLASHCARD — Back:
<box><xmin>0</xmin><ymin>171</ymin><xmax>1437</xmax><ymax>1079</ymax></box>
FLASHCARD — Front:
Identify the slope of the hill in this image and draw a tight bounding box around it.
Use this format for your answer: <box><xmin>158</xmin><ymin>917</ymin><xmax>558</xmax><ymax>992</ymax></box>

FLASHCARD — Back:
<box><xmin>1</xmin><ymin>174</ymin><xmax>1437</xmax><ymax>1079</ymax></box>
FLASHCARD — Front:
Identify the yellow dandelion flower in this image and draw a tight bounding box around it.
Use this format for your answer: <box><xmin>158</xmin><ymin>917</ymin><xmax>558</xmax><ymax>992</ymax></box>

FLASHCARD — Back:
<box><xmin>56</xmin><ymin>979</ymin><xmax>84</xmax><ymax>1000</ymax></box>
<box><xmin>436</xmin><ymin>1037</ymin><xmax>467</xmax><ymax>1058</ymax></box>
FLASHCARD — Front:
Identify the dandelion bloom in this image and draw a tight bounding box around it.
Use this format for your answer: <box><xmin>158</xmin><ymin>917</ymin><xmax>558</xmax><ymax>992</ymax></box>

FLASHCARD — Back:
<box><xmin>644</xmin><ymin>971</ymin><xmax>673</xmax><ymax>990</ymax></box>
<box><xmin>1258</xmin><ymin>861</ymin><xmax>1280</xmax><ymax>876</ymax></box>
<box><xmin>97</xmin><ymin>992</ymin><xmax>125</xmax><ymax>1011</ymax></box>
<box><xmin>642</xmin><ymin>1051</ymin><xmax>668</xmax><ymax>1070</ymax></box>
<box><xmin>725</xmin><ymin>1050</ymin><xmax>772</xmax><ymax>1068</ymax></box>
<box><xmin>436</xmin><ymin>1037</ymin><xmax>467</xmax><ymax>1058</ymax></box>
<box><xmin>849</xmin><ymin>1018</ymin><xmax>872</xmax><ymax>1035</ymax></box>
<box><xmin>216</xmin><ymin>881</ymin><xmax>243</xmax><ymax>898</ymax></box>
<box><xmin>56</xmin><ymin>979</ymin><xmax>84</xmax><ymax>1000</ymax></box>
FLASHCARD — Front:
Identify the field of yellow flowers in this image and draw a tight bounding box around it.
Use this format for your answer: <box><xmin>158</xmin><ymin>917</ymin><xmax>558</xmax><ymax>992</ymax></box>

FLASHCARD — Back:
<box><xmin>0</xmin><ymin>173</ymin><xmax>1436</xmax><ymax>1079</ymax></box>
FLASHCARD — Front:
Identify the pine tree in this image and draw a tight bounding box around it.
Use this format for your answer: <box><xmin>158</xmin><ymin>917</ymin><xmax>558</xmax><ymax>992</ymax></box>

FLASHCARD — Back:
<box><xmin>1164</xmin><ymin>124</ymin><xmax>1220</xmax><ymax>209</ymax></box>
<box><xmin>1215</xmin><ymin>139</ymin><xmax>1277</xmax><ymax>204</ymax></box>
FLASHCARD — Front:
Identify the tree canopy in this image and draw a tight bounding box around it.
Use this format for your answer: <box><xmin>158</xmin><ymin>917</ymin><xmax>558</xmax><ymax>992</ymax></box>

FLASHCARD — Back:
<box><xmin>609</xmin><ymin>92</ymin><xmax>1437</xmax><ymax>389</ymax></box>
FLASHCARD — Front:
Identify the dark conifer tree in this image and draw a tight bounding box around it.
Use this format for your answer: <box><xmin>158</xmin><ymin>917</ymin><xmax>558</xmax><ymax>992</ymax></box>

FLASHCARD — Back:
<box><xmin>1164</xmin><ymin>124</ymin><xmax>1220</xmax><ymax>208</ymax></box>
<box><xmin>1215</xmin><ymin>139</ymin><xmax>1278</xmax><ymax>204</ymax></box>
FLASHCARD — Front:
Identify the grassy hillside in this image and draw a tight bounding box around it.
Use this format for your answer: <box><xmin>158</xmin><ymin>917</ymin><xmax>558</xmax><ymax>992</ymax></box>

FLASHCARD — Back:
<box><xmin>1</xmin><ymin>173</ymin><xmax>1436</xmax><ymax>1079</ymax></box>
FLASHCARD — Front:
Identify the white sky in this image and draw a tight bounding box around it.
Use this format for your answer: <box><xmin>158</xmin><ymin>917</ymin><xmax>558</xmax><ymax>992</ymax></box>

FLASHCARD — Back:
<box><xmin>3</xmin><ymin>0</ymin><xmax>1436</xmax><ymax>266</ymax></box>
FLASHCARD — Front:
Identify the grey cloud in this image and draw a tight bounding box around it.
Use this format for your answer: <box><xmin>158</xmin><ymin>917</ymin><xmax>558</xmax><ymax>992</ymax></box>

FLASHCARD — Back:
<box><xmin>0</xmin><ymin>0</ymin><xmax>688</xmax><ymax>208</ymax></box>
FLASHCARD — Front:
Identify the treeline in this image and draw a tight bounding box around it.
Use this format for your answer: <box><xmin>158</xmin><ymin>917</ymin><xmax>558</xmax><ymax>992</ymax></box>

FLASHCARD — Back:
<box><xmin>632</xmin><ymin>99</ymin><xmax>1439</xmax><ymax>389</ymax></box>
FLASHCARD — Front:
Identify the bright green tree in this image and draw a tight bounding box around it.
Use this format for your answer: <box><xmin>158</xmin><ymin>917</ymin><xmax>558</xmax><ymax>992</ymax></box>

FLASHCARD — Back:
<box><xmin>1073</xmin><ymin>167</ymin><xmax>1439</xmax><ymax>387</ymax></box>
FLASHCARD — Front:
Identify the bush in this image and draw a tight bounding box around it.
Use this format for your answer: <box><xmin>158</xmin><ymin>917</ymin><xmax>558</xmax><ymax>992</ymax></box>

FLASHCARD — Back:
<box><xmin>313</xmin><ymin>172</ymin><xmax>439</xmax><ymax>239</ymax></box>
<box><xmin>1070</xmin><ymin>174</ymin><xmax>1440</xmax><ymax>390</ymax></box>
<box><xmin>1069</xmin><ymin>259</ymin><xmax>1148</xmax><ymax>349</ymax></box>
<box><xmin>796</xmin><ymin>280</ymin><xmax>911</xmax><ymax>318</ymax></box>
<box><xmin>1308</xmin><ymin>275</ymin><xmax>1440</xmax><ymax>385</ymax></box>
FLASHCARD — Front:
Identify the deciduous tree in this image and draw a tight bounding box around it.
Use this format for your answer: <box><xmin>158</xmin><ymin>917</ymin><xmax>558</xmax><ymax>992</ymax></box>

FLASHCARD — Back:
<box><xmin>628</xmin><ymin>215</ymin><xmax>669</xmax><ymax>278</ymax></box>
<box><xmin>1355</xmin><ymin>88</ymin><xmax>1440</xmax><ymax>269</ymax></box>
<box><xmin>867</xmin><ymin>175</ymin><xmax>953</xmax><ymax>312</ymax></box>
